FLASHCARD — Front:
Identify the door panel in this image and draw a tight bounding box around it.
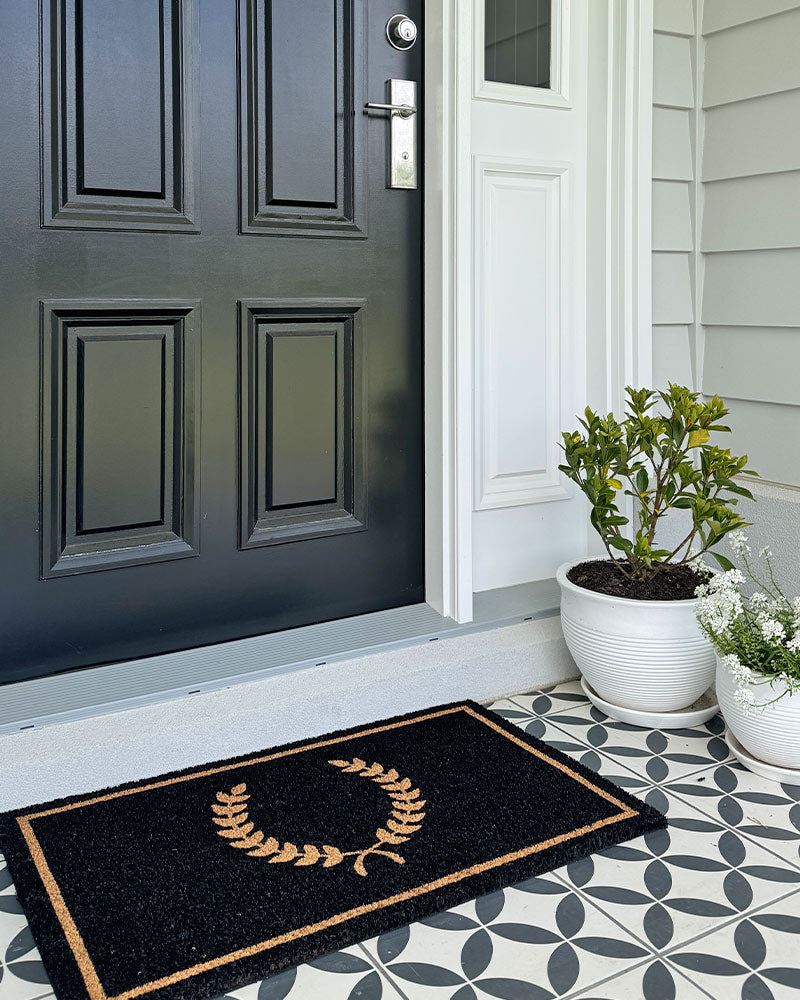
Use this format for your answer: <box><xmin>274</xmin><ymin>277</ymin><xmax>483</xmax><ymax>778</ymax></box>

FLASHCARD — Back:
<box><xmin>239</xmin><ymin>0</ymin><xmax>366</xmax><ymax>236</ymax></box>
<box><xmin>239</xmin><ymin>301</ymin><xmax>366</xmax><ymax>549</ymax></box>
<box><xmin>42</xmin><ymin>0</ymin><xmax>196</xmax><ymax>230</ymax></box>
<box><xmin>0</xmin><ymin>0</ymin><xmax>423</xmax><ymax>683</ymax></box>
<box><xmin>40</xmin><ymin>301</ymin><xmax>200</xmax><ymax>578</ymax></box>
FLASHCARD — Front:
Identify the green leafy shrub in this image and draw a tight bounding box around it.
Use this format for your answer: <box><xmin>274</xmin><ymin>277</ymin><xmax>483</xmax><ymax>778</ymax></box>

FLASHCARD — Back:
<box><xmin>558</xmin><ymin>384</ymin><xmax>758</xmax><ymax>582</ymax></box>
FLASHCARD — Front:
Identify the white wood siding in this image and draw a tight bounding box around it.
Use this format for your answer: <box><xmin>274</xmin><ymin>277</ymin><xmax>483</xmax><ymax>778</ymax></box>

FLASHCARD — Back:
<box><xmin>703</xmin><ymin>0</ymin><xmax>800</xmax><ymax>35</ymax></box>
<box><xmin>651</xmin><ymin>0</ymin><xmax>800</xmax><ymax>488</ymax></box>
<box><xmin>700</xmin><ymin>3</ymin><xmax>800</xmax><ymax>486</ymax></box>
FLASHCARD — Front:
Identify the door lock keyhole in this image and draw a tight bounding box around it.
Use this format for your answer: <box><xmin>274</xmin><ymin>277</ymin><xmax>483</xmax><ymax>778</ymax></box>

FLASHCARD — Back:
<box><xmin>386</xmin><ymin>14</ymin><xmax>418</xmax><ymax>50</ymax></box>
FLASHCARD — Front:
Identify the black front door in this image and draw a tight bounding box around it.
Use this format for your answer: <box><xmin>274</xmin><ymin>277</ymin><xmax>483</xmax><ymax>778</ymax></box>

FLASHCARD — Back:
<box><xmin>0</xmin><ymin>0</ymin><xmax>423</xmax><ymax>683</ymax></box>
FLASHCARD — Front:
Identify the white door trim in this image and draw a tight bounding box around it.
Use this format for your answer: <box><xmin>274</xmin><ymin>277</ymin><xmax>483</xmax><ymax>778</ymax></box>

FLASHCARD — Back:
<box><xmin>424</xmin><ymin>0</ymin><xmax>653</xmax><ymax>620</ymax></box>
<box><xmin>603</xmin><ymin>0</ymin><xmax>654</xmax><ymax>408</ymax></box>
<box><xmin>423</xmin><ymin>0</ymin><xmax>474</xmax><ymax>622</ymax></box>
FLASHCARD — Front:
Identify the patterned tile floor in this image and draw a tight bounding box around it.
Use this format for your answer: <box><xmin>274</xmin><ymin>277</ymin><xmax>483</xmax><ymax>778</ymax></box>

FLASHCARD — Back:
<box><xmin>2</xmin><ymin>680</ymin><xmax>800</xmax><ymax>1000</ymax></box>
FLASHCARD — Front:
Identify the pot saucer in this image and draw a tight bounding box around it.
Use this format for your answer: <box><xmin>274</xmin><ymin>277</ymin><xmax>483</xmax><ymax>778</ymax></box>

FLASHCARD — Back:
<box><xmin>726</xmin><ymin>731</ymin><xmax>800</xmax><ymax>787</ymax></box>
<box><xmin>581</xmin><ymin>677</ymin><xmax>719</xmax><ymax>729</ymax></box>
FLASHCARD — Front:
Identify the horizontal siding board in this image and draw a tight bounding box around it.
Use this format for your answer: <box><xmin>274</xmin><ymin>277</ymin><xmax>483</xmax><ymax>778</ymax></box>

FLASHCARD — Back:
<box><xmin>703</xmin><ymin>0</ymin><xmax>800</xmax><ymax>35</ymax></box>
<box><xmin>702</xmin><ymin>171</ymin><xmax>800</xmax><ymax>251</ymax></box>
<box><xmin>654</xmin><ymin>0</ymin><xmax>694</xmax><ymax>36</ymax></box>
<box><xmin>653</xmin><ymin>252</ymin><xmax>694</xmax><ymax>324</ymax></box>
<box><xmin>715</xmin><ymin>397</ymin><xmax>800</xmax><ymax>485</ymax></box>
<box><xmin>653</xmin><ymin>33</ymin><xmax>694</xmax><ymax>108</ymax></box>
<box><xmin>653</xmin><ymin>180</ymin><xmax>693</xmax><ymax>250</ymax></box>
<box><xmin>703</xmin><ymin>326</ymin><xmax>800</xmax><ymax>405</ymax></box>
<box><xmin>703</xmin><ymin>249</ymin><xmax>800</xmax><ymax>327</ymax></box>
<box><xmin>653</xmin><ymin>325</ymin><xmax>694</xmax><ymax>389</ymax></box>
<box><xmin>703</xmin><ymin>8</ymin><xmax>800</xmax><ymax>108</ymax></box>
<box><xmin>703</xmin><ymin>90</ymin><xmax>800</xmax><ymax>180</ymax></box>
<box><xmin>653</xmin><ymin>108</ymin><xmax>694</xmax><ymax>180</ymax></box>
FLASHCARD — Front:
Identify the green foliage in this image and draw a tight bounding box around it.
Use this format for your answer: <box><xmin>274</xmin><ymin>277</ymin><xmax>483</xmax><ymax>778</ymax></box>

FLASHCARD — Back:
<box><xmin>558</xmin><ymin>384</ymin><xmax>758</xmax><ymax>582</ymax></box>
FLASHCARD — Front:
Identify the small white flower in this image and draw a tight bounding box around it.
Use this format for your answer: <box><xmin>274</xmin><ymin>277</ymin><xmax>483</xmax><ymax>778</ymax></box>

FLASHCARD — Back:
<box><xmin>759</xmin><ymin>546</ymin><xmax>772</xmax><ymax>559</ymax></box>
<box><xmin>750</xmin><ymin>592</ymin><xmax>770</xmax><ymax>611</ymax></box>
<box><xmin>696</xmin><ymin>583</ymin><xmax>743</xmax><ymax>635</ymax></box>
<box><xmin>722</xmin><ymin>653</ymin><xmax>749</xmax><ymax>682</ymax></box>
<box><xmin>758</xmin><ymin>616</ymin><xmax>786</xmax><ymax>643</ymax></box>
<box><xmin>788</xmin><ymin>634</ymin><xmax>800</xmax><ymax>655</ymax></box>
<box><xmin>733</xmin><ymin>686</ymin><xmax>758</xmax><ymax>710</ymax></box>
<box><xmin>728</xmin><ymin>531</ymin><xmax>751</xmax><ymax>557</ymax></box>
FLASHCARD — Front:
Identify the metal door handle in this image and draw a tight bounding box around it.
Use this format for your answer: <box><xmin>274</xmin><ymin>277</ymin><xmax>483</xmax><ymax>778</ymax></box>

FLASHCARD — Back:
<box><xmin>367</xmin><ymin>81</ymin><xmax>418</xmax><ymax>190</ymax></box>
<box><xmin>364</xmin><ymin>101</ymin><xmax>416</xmax><ymax>119</ymax></box>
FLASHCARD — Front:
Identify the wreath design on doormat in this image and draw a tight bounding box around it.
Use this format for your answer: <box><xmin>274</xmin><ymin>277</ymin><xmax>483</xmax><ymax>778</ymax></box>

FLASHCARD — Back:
<box><xmin>211</xmin><ymin>758</ymin><xmax>426</xmax><ymax>876</ymax></box>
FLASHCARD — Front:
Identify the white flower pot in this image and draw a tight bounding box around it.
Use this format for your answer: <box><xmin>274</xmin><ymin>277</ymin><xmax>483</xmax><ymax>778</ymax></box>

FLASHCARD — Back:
<box><xmin>717</xmin><ymin>655</ymin><xmax>800</xmax><ymax>769</ymax></box>
<box><xmin>557</xmin><ymin>561</ymin><xmax>715</xmax><ymax>712</ymax></box>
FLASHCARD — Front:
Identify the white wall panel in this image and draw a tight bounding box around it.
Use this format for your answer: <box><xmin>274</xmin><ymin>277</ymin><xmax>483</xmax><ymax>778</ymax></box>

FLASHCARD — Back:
<box><xmin>703</xmin><ymin>90</ymin><xmax>800</xmax><ymax>180</ymax></box>
<box><xmin>703</xmin><ymin>0</ymin><xmax>800</xmax><ymax>36</ymax></box>
<box><xmin>653</xmin><ymin>33</ymin><xmax>694</xmax><ymax>108</ymax></box>
<box><xmin>473</xmin><ymin>158</ymin><xmax>570</xmax><ymax>509</ymax></box>
<box><xmin>652</xmin><ymin>180</ymin><xmax>693</xmax><ymax>250</ymax></box>
<box><xmin>703</xmin><ymin>326</ymin><xmax>800</xmax><ymax>405</ymax></box>
<box><xmin>653</xmin><ymin>325</ymin><xmax>694</xmax><ymax>389</ymax></box>
<box><xmin>652</xmin><ymin>107</ymin><xmax>694</xmax><ymax>180</ymax></box>
<box><xmin>654</xmin><ymin>0</ymin><xmax>694</xmax><ymax>36</ymax></box>
<box><xmin>653</xmin><ymin>252</ymin><xmax>694</xmax><ymax>323</ymax></box>
<box><xmin>703</xmin><ymin>8</ymin><xmax>800</xmax><ymax>108</ymax></box>
<box><xmin>703</xmin><ymin>249</ymin><xmax>800</xmax><ymax>327</ymax></box>
<box><xmin>702</xmin><ymin>172</ymin><xmax>800</xmax><ymax>251</ymax></box>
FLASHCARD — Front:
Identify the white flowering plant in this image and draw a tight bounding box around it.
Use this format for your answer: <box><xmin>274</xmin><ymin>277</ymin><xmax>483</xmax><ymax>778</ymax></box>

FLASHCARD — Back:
<box><xmin>559</xmin><ymin>384</ymin><xmax>758</xmax><ymax>582</ymax></box>
<box><xmin>696</xmin><ymin>532</ymin><xmax>800</xmax><ymax>709</ymax></box>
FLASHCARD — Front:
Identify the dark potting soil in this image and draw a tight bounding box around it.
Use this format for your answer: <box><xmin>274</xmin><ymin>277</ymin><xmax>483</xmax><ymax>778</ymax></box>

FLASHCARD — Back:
<box><xmin>567</xmin><ymin>560</ymin><xmax>707</xmax><ymax>601</ymax></box>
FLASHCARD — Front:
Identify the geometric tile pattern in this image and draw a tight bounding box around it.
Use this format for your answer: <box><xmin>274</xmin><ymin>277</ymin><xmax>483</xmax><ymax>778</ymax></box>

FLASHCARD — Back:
<box><xmin>2</xmin><ymin>679</ymin><xmax>799</xmax><ymax>1000</ymax></box>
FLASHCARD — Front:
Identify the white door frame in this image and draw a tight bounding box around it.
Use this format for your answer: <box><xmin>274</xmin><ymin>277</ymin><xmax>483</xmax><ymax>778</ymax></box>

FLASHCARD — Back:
<box><xmin>423</xmin><ymin>0</ymin><xmax>653</xmax><ymax>623</ymax></box>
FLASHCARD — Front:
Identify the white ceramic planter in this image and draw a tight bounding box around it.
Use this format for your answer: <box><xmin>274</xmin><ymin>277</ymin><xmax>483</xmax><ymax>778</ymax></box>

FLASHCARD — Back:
<box><xmin>557</xmin><ymin>560</ymin><xmax>715</xmax><ymax>712</ymax></box>
<box><xmin>717</xmin><ymin>655</ymin><xmax>800</xmax><ymax>769</ymax></box>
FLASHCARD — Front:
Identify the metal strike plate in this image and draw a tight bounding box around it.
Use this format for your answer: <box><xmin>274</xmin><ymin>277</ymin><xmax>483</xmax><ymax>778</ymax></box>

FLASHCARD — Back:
<box><xmin>387</xmin><ymin>79</ymin><xmax>417</xmax><ymax>190</ymax></box>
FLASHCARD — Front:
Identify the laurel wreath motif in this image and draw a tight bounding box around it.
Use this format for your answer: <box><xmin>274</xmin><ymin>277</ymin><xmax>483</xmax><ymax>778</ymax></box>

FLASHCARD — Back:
<box><xmin>211</xmin><ymin>758</ymin><xmax>426</xmax><ymax>876</ymax></box>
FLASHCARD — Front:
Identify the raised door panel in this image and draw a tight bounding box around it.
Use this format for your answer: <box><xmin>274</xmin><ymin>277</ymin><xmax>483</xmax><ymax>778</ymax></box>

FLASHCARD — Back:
<box><xmin>238</xmin><ymin>0</ymin><xmax>365</xmax><ymax>236</ymax></box>
<box><xmin>41</xmin><ymin>0</ymin><xmax>196</xmax><ymax>231</ymax></box>
<box><xmin>41</xmin><ymin>301</ymin><xmax>200</xmax><ymax>577</ymax></box>
<box><xmin>238</xmin><ymin>300</ymin><xmax>365</xmax><ymax>548</ymax></box>
<box><xmin>473</xmin><ymin>158</ymin><xmax>571</xmax><ymax>509</ymax></box>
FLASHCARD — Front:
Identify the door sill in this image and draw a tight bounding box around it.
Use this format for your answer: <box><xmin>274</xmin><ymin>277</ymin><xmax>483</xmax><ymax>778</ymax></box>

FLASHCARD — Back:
<box><xmin>0</xmin><ymin>580</ymin><xmax>560</xmax><ymax>736</ymax></box>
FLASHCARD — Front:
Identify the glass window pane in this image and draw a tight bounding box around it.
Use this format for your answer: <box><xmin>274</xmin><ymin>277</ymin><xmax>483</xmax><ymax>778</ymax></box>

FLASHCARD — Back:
<box><xmin>485</xmin><ymin>0</ymin><xmax>552</xmax><ymax>89</ymax></box>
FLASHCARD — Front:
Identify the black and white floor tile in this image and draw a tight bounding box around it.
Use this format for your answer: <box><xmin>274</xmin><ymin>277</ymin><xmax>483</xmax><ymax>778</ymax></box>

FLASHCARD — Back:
<box><xmin>2</xmin><ymin>679</ymin><xmax>800</xmax><ymax>1000</ymax></box>
<box><xmin>0</xmin><ymin>854</ymin><xmax>51</xmax><ymax>1000</ymax></box>
<box><xmin>508</xmin><ymin>687</ymin><xmax>732</xmax><ymax>786</ymax></box>
<box><xmin>662</xmin><ymin>764</ymin><xmax>800</xmax><ymax>870</ymax></box>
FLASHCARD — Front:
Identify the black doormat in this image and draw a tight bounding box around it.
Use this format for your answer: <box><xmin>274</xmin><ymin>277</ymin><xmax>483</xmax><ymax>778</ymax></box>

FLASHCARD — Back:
<box><xmin>0</xmin><ymin>701</ymin><xmax>665</xmax><ymax>1000</ymax></box>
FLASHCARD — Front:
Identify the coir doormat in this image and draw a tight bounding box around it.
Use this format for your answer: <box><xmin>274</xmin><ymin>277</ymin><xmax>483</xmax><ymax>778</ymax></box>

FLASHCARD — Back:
<box><xmin>0</xmin><ymin>701</ymin><xmax>665</xmax><ymax>1000</ymax></box>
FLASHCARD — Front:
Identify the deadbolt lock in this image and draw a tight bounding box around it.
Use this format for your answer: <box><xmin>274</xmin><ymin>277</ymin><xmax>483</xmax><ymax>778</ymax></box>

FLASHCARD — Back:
<box><xmin>386</xmin><ymin>14</ymin><xmax>418</xmax><ymax>50</ymax></box>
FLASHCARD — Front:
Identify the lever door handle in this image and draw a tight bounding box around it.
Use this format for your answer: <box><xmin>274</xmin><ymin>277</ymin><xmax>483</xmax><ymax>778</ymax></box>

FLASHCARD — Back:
<box><xmin>364</xmin><ymin>102</ymin><xmax>416</xmax><ymax>119</ymax></box>
<box><xmin>366</xmin><ymin>80</ymin><xmax>418</xmax><ymax>190</ymax></box>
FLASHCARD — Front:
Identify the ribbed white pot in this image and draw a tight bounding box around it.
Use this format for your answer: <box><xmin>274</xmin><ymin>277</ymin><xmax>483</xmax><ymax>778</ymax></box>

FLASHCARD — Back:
<box><xmin>557</xmin><ymin>561</ymin><xmax>715</xmax><ymax>712</ymax></box>
<box><xmin>717</xmin><ymin>655</ymin><xmax>800</xmax><ymax>768</ymax></box>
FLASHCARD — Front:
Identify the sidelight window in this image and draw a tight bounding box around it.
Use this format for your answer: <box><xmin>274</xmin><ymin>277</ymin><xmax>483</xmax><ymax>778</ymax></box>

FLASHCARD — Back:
<box><xmin>484</xmin><ymin>0</ymin><xmax>552</xmax><ymax>90</ymax></box>
<box><xmin>477</xmin><ymin>0</ymin><xmax>569</xmax><ymax>108</ymax></box>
